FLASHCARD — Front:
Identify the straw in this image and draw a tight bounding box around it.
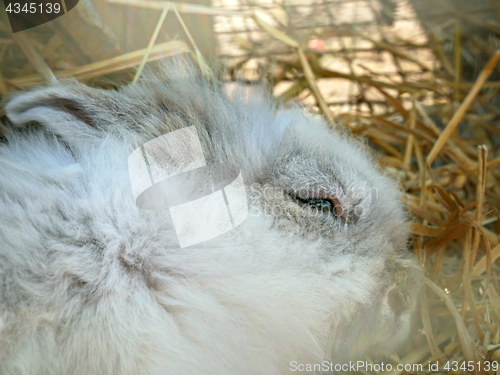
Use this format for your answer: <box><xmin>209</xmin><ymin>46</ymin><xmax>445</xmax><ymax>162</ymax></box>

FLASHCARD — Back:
<box><xmin>427</xmin><ymin>51</ymin><xmax>500</xmax><ymax>166</ymax></box>
<box><xmin>8</xmin><ymin>41</ymin><xmax>190</xmax><ymax>88</ymax></box>
<box><xmin>107</xmin><ymin>0</ymin><xmax>246</xmax><ymax>16</ymax></box>
<box><xmin>12</xmin><ymin>33</ymin><xmax>57</xmax><ymax>84</ymax></box>
<box><xmin>425</xmin><ymin>278</ymin><xmax>478</xmax><ymax>370</ymax></box>
<box><xmin>132</xmin><ymin>4</ymin><xmax>171</xmax><ymax>84</ymax></box>
<box><xmin>471</xmin><ymin>146</ymin><xmax>488</xmax><ymax>266</ymax></box>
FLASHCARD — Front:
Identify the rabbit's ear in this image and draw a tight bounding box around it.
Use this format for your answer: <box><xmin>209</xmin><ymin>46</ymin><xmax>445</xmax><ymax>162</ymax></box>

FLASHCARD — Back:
<box><xmin>4</xmin><ymin>81</ymin><xmax>119</xmax><ymax>144</ymax></box>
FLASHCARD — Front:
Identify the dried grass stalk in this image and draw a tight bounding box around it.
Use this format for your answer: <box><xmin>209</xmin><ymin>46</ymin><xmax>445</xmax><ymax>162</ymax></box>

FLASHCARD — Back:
<box><xmin>12</xmin><ymin>33</ymin><xmax>56</xmax><ymax>84</ymax></box>
<box><xmin>425</xmin><ymin>278</ymin><xmax>479</xmax><ymax>372</ymax></box>
<box><xmin>8</xmin><ymin>41</ymin><xmax>190</xmax><ymax>88</ymax></box>
<box><xmin>427</xmin><ymin>51</ymin><xmax>500</xmax><ymax>165</ymax></box>
<box><xmin>132</xmin><ymin>4</ymin><xmax>171</xmax><ymax>84</ymax></box>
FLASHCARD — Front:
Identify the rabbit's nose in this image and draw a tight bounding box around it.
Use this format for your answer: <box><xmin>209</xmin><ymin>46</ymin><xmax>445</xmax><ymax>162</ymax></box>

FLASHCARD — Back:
<box><xmin>384</xmin><ymin>258</ymin><xmax>422</xmax><ymax>317</ymax></box>
<box><xmin>387</xmin><ymin>287</ymin><xmax>411</xmax><ymax>317</ymax></box>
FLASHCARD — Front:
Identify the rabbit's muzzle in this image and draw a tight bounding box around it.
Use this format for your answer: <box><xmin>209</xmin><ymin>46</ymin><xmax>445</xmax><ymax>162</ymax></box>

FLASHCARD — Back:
<box><xmin>332</xmin><ymin>258</ymin><xmax>421</xmax><ymax>361</ymax></box>
<box><xmin>384</xmin><ymin>258</ymin><xmax>422</xmax><ymax>319</ymax></box>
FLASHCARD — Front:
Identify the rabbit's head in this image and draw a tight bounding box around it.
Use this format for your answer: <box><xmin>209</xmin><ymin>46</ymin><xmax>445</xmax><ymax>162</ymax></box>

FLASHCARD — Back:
<box><xmin>0</xmin><ymin>61</ymin><xmax>421</xmax><ymax>374</ymax></box>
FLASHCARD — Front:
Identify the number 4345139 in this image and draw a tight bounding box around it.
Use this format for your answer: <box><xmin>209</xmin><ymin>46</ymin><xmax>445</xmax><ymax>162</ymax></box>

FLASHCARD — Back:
<box><xmin>5</xmin><ymin>2</ymin><xmax>61</xmax><ymax>14</ymax></box>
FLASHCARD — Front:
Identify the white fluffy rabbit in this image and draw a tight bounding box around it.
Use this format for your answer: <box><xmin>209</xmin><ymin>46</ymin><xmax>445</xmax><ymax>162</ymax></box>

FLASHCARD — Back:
<box><xmin>0</xmin><ymin>61</ymin><xmax>420</xmax><ymax>374</ymax></box>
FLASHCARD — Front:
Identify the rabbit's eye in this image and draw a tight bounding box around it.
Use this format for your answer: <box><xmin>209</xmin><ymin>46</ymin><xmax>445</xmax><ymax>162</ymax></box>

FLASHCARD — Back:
<box><xmin>290</xmin><ymin>193</ymin><xmax>345</xmax><ymax>218</ymax></box>
<box><xmin>296</xmin><ymin>197</ymin><xmax>334</xmax><ymax>212</ymax></box>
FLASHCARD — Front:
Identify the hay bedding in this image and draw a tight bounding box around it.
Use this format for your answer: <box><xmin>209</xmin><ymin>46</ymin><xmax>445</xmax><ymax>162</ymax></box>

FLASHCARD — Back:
<box><xmin>0</xmin><ymin>0</ymin><xmax>500</xmax><ymax>373</ymax></box>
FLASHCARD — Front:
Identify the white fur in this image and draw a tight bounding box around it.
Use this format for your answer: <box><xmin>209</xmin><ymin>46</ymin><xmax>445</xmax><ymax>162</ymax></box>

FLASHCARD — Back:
<box><xmin>0</xmin><ymin>62</ymin><xmax>420</xmax><ymax>374</ymax></box>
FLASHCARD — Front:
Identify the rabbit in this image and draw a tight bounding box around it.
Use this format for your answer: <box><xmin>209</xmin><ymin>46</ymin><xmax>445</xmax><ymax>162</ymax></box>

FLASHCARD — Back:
<box><xmin>0</xmin><ymin>60</ymin><xmax>421</xmax><ymax>375</ymax></box>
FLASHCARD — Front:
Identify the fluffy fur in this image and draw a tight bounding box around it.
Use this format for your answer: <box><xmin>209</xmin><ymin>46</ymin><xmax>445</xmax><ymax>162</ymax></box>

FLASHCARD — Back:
<box><xmin>0</xmin><ymin>61</ymin><xmax>420</xmax><ymax>374</ymax></box>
